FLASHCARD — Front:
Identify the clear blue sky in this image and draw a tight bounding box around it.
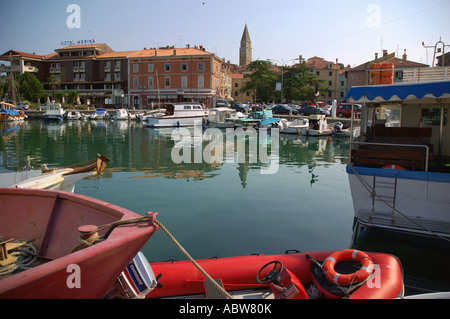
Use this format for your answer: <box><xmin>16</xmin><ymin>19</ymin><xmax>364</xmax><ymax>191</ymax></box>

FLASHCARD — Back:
<box><xmin>1</xmin><ymin>0</ymin><xmax>449</xmax><ymax>67</ymax></box>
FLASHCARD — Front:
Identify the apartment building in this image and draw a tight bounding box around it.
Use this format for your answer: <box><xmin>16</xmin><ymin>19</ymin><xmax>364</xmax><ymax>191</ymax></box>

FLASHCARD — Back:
<box><xmin>305</xmin><ymin>56</ymin><xmax>348</xmax><ymax>103</ymax></box>
<box><xmin>127</xmin><ymin>45</ymin><xmax>223</xmax><ymax>108</ymax></box>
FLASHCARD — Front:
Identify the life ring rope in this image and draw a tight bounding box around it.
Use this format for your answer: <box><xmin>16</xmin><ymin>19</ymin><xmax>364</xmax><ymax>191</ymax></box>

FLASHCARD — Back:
<box><xmin>322</xmin><ymin>249</ymin><xmax>373</xmax><ymax>286</ymax></box>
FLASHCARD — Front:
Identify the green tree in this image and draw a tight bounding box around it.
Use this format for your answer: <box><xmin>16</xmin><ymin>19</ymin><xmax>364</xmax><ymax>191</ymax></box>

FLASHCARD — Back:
<box><xmin>16</xmin><ymin>72</ymin><xmax>44</xmax><ymax>102</ymax></box>
<box><xmin>68</xmin><ymin>90</ymin><xmax>79</xmax><ymax>104</ymax></box>
<box><xmin>283</xmin><ymin>63</ymin><xmax>328</xmax><ymax>102</ymax></box>
<box><xmin>240</xmin><ymin>60</ymin><xmax>279</xmax><ymax>103</ymax></box>
<box><xmin>47</xmin><ymin>74</ymin><xmax>60</xmax><ymax>101</ymax></box>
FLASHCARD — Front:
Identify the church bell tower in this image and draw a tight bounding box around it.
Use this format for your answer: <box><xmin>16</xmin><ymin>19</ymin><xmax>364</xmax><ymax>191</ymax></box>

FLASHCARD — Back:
<box><xmin>239</xmin><ymin>24</ymin><xmax>252</xmax><ymax>66</ymax></box>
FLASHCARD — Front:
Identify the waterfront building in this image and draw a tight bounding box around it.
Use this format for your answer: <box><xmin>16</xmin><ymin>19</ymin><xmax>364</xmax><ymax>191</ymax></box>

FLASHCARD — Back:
<box><xmin>305</xmin><ymin>56</ymin><xmax>349</xmax><ymax>103</ymax></box>
<box><xmin>346</xmin><ymin>50</ymin><xmax>428</xmax><ymax>89</ymax></box>
<box><xmin>127</xmin><ymin>45</ymin><xmax>223</xmax><ymax>108</ymax></box>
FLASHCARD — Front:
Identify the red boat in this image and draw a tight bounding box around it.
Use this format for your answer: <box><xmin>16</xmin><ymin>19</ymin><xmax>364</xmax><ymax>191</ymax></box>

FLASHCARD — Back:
<box><xmin>145</xmin><ymin>250</ymin><xmax>404</xmax><ymax>299</ymax></box>
<box><xmin>0</xmin><ymin>188</ymin><xmax>158</xmax><ymax>299</ymax></box>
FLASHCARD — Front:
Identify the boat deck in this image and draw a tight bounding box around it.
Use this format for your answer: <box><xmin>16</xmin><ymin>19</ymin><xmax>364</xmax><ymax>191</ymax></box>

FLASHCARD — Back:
<box><xmin>357</xmin><ymin>209</ymin><xmax>450</xmax><ymax>238</ymax></box>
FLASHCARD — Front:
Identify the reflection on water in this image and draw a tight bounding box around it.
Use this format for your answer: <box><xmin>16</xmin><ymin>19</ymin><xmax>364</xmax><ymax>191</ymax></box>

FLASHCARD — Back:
<box><xmin>2</xmin><ymin>120</ymin><xmax>447</xmax><ymax>295</ymax></box>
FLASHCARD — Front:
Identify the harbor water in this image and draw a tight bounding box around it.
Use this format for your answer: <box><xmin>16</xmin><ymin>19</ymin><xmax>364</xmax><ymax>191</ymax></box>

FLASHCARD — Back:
<box><xmin>1</xmin><ymin>119</ymin><xmax>449</xmax><ymax>296</ymax></box>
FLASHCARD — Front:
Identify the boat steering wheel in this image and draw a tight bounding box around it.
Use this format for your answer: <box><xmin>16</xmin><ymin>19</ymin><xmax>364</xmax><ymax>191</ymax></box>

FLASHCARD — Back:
<box><xmin>256</xmin><ymin>261</ymin><xmax>283</xmax><ymax>285</ymax></box>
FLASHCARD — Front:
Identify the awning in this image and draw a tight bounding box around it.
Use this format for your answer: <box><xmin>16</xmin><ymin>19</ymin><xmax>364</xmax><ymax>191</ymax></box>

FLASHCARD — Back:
<box><xmin>345</xmin><ymin>81</ymin><xmax>450</xmax><ymax>103</ymax></box>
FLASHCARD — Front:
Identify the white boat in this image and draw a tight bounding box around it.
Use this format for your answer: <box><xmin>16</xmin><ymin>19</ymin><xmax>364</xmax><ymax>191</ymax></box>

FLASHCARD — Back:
<box><xmin>281</xmin><ymin>118</ymin><xmax>309</xmax><ymax>134</ymax></box>
<box><xmin>204</xmin><ymin>107</ymin><xmax>244</xmax><ymax>129</ymax></box>
<box><xmin>88</xmin><ymin>108</ymin><xmax>108</xmax><ymax>120</ymax></box>
<box><xmin>0</xmin><ymin>154</ymin><xmax>110</xmax><ymax>193</ymax></box>
<box><xmin>300</xmin><ymin>114</ymin><xmax>333</xmax><ymax>136</ymax></box>
<box><xmin>144</xmin><ymin>103</ymin><xmax>208</xmax><ymax>128</ymax></box>
<box><xmin>42</xmin><ymin>103</ymin><xmax>65</xmax><ymax>121</ymax></box>
<box><xmin>332</xmin><ymin>122</ymin><xmax>361</xmax><ymax>138</ymax></box>
<box><xmin>111</xmin><ymin>108</ymin><xmax>133</xmax><ymax>121</ymax></box>
<box><xmin>345</xmin><ymin>80</ymin><xmax>450</xmax><ymax>240</ymax></box>
<box><xmin>65</xmin><ymin>111</ymin><xmax>81</xmax><ymax>120</ymax></box>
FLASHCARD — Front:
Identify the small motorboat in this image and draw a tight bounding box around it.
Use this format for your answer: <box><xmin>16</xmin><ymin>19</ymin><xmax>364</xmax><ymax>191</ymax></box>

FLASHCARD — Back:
<box><xmin>0</xmin><ymin>188</ymin><xmax>159</xmax><ymax>298</ymax></box>
<box><xmin>88</xmin><ymin>108</ymin><xmax>108</xmax><ymax>120</ymax></box>
<box><xmin>0</xmin><ymin>154</ymin><xmax>110</xmax><ymax>192</ymax></box>
<box><xmin>300</xmin><ymin>114</ymin><xmax>333</xmax><ymax>136</ymax></box>
<box><xmin>65</xmin><ymin>111</ymin><xmax>82</xmax><ymax>120</ymax></box>
<box><xmin>281</xmin><ymin>118</ymin><xmax>309</xmax><ymax>134</ymax></box>
<box><xmin>144</xmin><ymin>249</ymin><xmax>404</xmax><ymax>299</ymax></box>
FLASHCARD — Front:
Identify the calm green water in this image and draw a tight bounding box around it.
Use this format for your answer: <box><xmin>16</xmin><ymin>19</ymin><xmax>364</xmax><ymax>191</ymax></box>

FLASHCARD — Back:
<box><xmin>1</xmin><ymin>120</ymin><xmax>449</xmax><ymax>294</ymax></box>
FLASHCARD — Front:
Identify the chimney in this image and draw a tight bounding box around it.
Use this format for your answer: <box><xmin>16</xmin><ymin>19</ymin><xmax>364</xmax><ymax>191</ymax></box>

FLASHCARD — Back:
<box><xmin>402</xmin><ymin>49</ymin><xmax>407</xmax><ymax>60</ymax></box>
<box><xmin>173</xmin><ymin>49</ymin><xmax>176</xmax><ymax>55</ymax></box>
<box><xmin>154</xmin><ymin>50</ymin><xmax>157</xmax><ymax>56</ymax></box>
<box><xmin>383</xmin><ymin>50</ymin><xmax>388</xmax><ymax>57</ymax></box>
<box><xmin>375</xmin><ymin>53</ymin><xmax>378</xmax><ymax>59</ymax></box>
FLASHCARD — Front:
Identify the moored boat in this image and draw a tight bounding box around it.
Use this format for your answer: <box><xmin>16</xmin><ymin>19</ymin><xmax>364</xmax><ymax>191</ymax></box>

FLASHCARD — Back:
<box><xmin>0</xmin><ymin>154</ymin><xmax>110</xmax><ymax>192</ymax></box>
<box><xmin>42</xmin><ymin>103</ymin><xmax>65</xmax><ymax>121</ymax></box>
<box><xmin>345</xmin><ymin>80</ymin><xmax>450</xmax><ymax>241</ymax></box>
<box><xmin>144</xmin><ymin>102</ymin><xmax>208</xmax><ymax>128</ymax></box>
<box><xmin>281</xmin><ymin>118</ymin><xmax>309</xmax><ymax>134</ymax></box>
<box><xmin>0</xmin><ymin>102</ymin><xmax>26</xmax><ymax>122</ymax></box>
<box><xmin>300</xmin><ymin>114</ymin><xmax>333</xmax><ymax>136</ymax></box>
<box><xmin>65</xmin><ymin>110</ymin><xmax>82</xmax><ymax>120</ymax></box>
<box><xmin>204</xmin><ymin>107</ymin><xmax>244</xmax><ymax>129</ymax></box>
<box><xmin>0</xmin><ymin>187</ymin><xmax>158</xmax><ymax>298</ymax></box>
<box><xmin>144</xmin><ymin>249</ymin><xmax>404</xmax><ymax>299</ymax></box>
<box><xmin>111</xmin><ymin>108</ymin><xmax>134</xmax><ymax>121</ymax></box>
<box><xmin>88</xmin><ymin>108</ymin><xmax>108</xmax><ymax>120</ymax></box>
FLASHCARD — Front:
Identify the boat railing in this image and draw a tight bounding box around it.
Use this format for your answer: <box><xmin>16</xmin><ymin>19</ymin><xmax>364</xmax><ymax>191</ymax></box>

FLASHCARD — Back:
<box><xmin>351</xmin><ymin>141</ymin><xmax>430</xmax><ymax>172</ymax></box>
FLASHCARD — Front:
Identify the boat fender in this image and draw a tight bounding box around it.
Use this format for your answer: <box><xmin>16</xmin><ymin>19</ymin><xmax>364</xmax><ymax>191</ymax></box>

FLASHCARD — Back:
<box><xmin>382</xmin><ymin>164</ymin><xmax>405</xmax><ymax>170</ymax></box>
<box><xmin>322</xmin><ymin>249</ymin><xmax>373</xmax><ymax>286</ymax></box>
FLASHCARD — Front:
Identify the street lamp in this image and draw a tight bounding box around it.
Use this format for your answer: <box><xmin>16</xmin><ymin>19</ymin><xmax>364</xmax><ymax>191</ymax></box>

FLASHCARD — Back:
<box><xmin>267</xmin><ymin>58</ymin><xmax>299</xmax><ymax>104</ymax></box>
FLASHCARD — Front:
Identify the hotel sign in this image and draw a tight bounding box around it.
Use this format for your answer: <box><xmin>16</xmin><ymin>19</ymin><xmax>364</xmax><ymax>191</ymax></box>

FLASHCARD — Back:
<box><xmin>60</xmin><ymin>39</ymin><xmax>96</xmax><ymax>47</ymax></box>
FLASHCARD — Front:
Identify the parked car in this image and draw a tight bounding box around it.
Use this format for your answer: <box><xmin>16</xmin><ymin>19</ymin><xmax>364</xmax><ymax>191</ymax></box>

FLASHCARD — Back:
<box><xmin>299</xmin><ymin>105</ymin><xmax>327</xmax><ymax>116</ymax></box>
<box><xmin>230</xmin><ymin>103</ymin><xmax>246</xmax><ymax>112</ymax></box>
<box><xmin>16</xmin><ymin>102</ymin><xmax>29</xmax><ymax>110</ymax></box>
<box><xmin>336</xmin><ymin>103</ymin><xmax>362</xmax><ymax>118</ymax></box>
<box><xmin>271</xmin><ymin>104</ymin><xmax>298</xmax><ymax>115</ymax></box>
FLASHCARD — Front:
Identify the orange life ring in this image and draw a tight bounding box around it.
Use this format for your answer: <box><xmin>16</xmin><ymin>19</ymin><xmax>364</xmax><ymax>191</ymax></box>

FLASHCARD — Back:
<box><xmin>323</xmin><ymin>249</ymin><xmax>373</xmax><ymax>286</ymax></box>
<box><xmin>382</xmin><ymin>164</ymin><xmax>405</xmax><ymax>170</ymax></box>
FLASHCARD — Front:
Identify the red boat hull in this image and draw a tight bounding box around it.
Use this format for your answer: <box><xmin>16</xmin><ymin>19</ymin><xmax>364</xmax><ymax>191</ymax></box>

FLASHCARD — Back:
<box><xmin>146</xmin><ymin>251</ymin><xmax>404</xmax><ymax>299</ymax></box>
<box><xmin>0</xmin><ymin>188</ymin><xmax>157</xmax><ymax>299</ymax></box>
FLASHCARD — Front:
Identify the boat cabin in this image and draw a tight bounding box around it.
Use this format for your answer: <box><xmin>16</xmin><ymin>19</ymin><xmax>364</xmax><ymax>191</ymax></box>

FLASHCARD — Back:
<box><xmin>346</xmin><ymin>81</ymin><xmax>450</xmax><ymax>172</ymax></box>
<box><xmin>164</xmin><ymin>103</ymin><xmax>207</xmax><ymax>117</ymax></box>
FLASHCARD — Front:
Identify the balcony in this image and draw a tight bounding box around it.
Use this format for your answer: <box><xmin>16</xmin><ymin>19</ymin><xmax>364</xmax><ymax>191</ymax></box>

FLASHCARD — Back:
<box><xmin>402</xmin><ymin>67</ymin><xmax>449</xmax><ymax>83</ymax></box>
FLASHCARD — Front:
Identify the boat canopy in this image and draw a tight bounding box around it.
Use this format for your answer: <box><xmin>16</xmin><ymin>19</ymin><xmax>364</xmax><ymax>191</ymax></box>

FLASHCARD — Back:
<box><xmin>345</xmin><ymin>81</ymin><xmax>450</xmax><ymax>103</ymax></box>
<box><xmin>0</xmin><ymin>109</ymin><xmax>20</xmax><ymax>116</ymax></box>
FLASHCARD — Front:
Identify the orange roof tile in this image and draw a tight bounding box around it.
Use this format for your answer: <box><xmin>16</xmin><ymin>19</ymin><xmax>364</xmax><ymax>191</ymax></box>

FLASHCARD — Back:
<box><xmin>129</xmin><ymin>47</ymin><xmax>213</xmax><ymax>59</ymax></box>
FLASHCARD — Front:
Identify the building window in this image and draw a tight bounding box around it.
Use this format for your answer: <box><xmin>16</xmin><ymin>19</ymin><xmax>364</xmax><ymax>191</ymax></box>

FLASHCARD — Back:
<box><xmin>197</xmin><ymin>63</ymin><xmax>205</xmax><ymax>71</ymax></box>
<box><xmin>198</xmin><ymin>76</ymin><xmax>204</xmax><ymax>88</ymax></box>
<box><xmin>181</xmin><ymin>76</ymin><xmax>187</xmax><ymax>88</ymax></box>
<box><xmin>148</xmin><ymin>64</ymin><xmax>154</xmax><ymax>72</ymax></box>
<box><xmin>164</xmin><ymin>63</ymin><xmax>171</xmax><ymax>72</ymax></box>
<box><xmin>165</xmin><ymin>76</ymin><xmax>171</xmax><ymax>88</ymax></box>
<box><xmin>105</xmin><ymin>73</ymin><xmax>111</xmax><ymax>81</ymax></box>
<box><xmin>316</xmin><ymin>71</ymin><xmax>320</xmax><ymax>76</ymax></box>
<box><xmin>148</xmin><ymin>77</ymin><xmax>154</xmax><ymax>88</ymax></box>
<box><xmin>133</xmin><ymin>78</ymin><xmax>139</xmax><ymax>88</ymax></box>
<box><xmin>114</xmin><ymin>73</ymin><xmax>121</xmax><ymax>81</ymax></box>
<box><xmin>235</xmin><ymin>83</ymin><xmax>239</xmax><ymax>88</ymax></box>
<box><xmin>181</xmin><ymin>63</ymin><xmax>188</xmax><ymax>71</ymax></box>
<box><xmin>328</xmin><ymin>80</ymin><xmax>332</xmax><ymax>86</ymax></box>
<box><xmin>329</xmin><ymin>71</ymin><xmax>333</xmax><ymax>76</ymax></box>
<box><xmin>133</xmin><ymin>64</ymin><xmax>139</xmax><ymax>73</ymax></box>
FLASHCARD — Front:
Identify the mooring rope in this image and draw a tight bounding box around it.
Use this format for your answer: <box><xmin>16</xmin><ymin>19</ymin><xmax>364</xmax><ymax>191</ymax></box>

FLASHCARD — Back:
<box><xmin>70</xmin><ymin>214</ymin><xmax>233</xmax><ymax>299</ymax></box>
<box><xmin>153</xmin><ymin>219</ymin><xmax>233</xmax><ymax>299</ymax></box>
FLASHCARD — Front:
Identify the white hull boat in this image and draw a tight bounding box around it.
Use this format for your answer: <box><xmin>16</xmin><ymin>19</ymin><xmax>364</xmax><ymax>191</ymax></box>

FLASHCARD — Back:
<box><xmin>0</xmin><ymin>154</ymin><xmax>110</xmax><ymax>192</ymax></box>
<box><xmin>144</xmin><ymin>103</ymin><xmax>208</xmax><ymax>128</ymax></box>
<box><xmin>345</xmin><ymin>80</ymin><xmax>450</xmax><ymax>240</ymax></box>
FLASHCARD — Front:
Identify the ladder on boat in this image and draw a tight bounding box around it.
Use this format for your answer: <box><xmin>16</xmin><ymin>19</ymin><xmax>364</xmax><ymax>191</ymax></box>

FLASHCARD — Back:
<box><xmin>371</xmin><ymin>173</ymin><xmax>398</xmax><ymax>222</ymax></box>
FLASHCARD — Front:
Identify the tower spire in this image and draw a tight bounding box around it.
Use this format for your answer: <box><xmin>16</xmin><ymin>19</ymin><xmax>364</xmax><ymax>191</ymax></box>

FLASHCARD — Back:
<box><xmin>239</xmin><ymin>24</ymin><xmax>252</xmax><ymax>66</ymax></box>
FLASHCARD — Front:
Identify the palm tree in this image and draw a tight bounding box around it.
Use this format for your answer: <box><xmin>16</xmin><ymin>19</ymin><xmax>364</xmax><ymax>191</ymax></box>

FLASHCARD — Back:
<box><xmin>47</xmin><ymin>75</ymin><xmax>60</xmax><ymax>102</ymax></box>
